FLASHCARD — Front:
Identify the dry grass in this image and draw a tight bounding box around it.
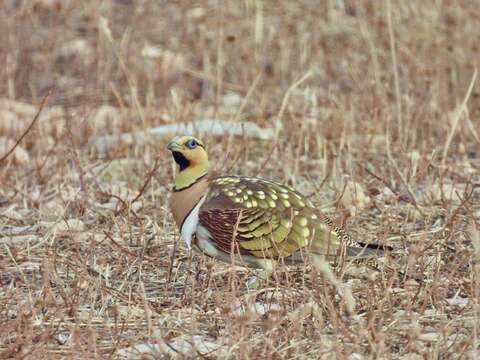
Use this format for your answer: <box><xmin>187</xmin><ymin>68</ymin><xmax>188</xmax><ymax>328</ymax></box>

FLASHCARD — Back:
<box><xmin>1</xmin><ymin>0</ymin><xmax>480</xmax><ymax>358</ymax></box>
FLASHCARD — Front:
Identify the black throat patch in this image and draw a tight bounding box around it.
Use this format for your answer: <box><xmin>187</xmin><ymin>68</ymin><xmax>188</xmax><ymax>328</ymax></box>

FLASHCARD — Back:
<box><xmin>172</xmin><ymin>151</ymin><xmax>190</xmax><ymax>171</ymax></box>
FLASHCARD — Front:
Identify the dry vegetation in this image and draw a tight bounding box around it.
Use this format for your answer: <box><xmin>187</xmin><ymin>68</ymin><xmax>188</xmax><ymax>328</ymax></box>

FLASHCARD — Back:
<box><xmin>1</xmin><ymin>0</ymin><xmax>480</xmax><ymax>358</ymax></box>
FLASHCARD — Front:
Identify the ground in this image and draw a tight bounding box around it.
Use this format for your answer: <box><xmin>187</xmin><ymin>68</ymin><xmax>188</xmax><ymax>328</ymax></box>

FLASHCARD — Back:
<box><xmin>1</xmin><ymin>1</ymin><xmax>479</xmax><ymax>358</ymax></box>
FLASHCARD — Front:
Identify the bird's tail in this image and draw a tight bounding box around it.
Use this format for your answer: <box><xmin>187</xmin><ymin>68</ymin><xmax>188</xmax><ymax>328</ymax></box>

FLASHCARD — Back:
<box><xmin>285</xmin><ymin>210</ymin><xmax>399</xmax><ymax>274</ymax></box>
<box><xmin>345</xmin><ymin>241</ymin><xmax>389</xmax><ymax>257</ymax></box>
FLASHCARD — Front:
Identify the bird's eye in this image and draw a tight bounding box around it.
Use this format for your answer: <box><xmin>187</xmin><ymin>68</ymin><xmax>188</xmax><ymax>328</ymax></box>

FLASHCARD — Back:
<box><xmin>185</xmin><ymin>139</ymin><xmax>197</xmax><ymax>149</ymax></box>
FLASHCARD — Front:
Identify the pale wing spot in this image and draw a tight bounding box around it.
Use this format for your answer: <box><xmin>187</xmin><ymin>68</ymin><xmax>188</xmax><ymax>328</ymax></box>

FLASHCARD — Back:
<box><xmin>280</xmin><ymin>218</ymin><xmax>292</xmax><ymax>228</ymax></box>
<box><xmin>281</xmin><ymin>199</ymin><xmax>291</xmax><ymax>208</ymax></box>
<box><xmin>269</xmin><ymin>193</ymin><xmax>278</xmax><ymax>200</ymax></box>
<box><xmin>302</xmin><ymin>227</ymin><xmax>310</xmax><ymax>237</ymax></box>
<box><xmin>297</xmin><ymin>216</ymin><xmax>308</xmax><ymax>226</ymax></box>
<box><xmin>279</xmin><ymin>193</ymin><xmax>289</xmax><ymax>200</ymax></box>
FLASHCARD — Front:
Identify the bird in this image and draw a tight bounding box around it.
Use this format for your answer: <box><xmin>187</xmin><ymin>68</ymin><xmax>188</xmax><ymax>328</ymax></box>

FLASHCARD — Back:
<box><xmin>167</xmin><ymin>135</ymin><xmax>389</xmax><ymax>272</ymax></box>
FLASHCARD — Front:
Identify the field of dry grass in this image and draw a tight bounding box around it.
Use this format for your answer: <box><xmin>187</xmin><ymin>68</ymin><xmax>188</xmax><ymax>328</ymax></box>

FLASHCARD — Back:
<box><xmin>1</xmin><ymin>0</ymin><xmax>480</xmax><ymax>358</ymax></box>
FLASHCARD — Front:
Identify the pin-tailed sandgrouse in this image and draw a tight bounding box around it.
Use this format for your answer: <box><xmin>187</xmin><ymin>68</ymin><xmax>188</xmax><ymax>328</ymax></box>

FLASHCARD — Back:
<box><xmin>168</xmin><ymin>135</ymin><xmax>388</xmax><ymax>270</ymax></box>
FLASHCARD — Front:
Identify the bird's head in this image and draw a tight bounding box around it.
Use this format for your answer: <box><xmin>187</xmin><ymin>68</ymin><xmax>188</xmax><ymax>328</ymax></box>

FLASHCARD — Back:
<box><xmin>167</xmin><ymin>136</ymin><xmax>209</xmax><ymax>190</ymax></box>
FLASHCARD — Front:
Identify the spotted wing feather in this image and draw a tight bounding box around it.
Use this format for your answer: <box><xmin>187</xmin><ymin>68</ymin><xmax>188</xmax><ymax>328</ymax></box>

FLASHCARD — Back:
<box><xmin>198</xmin><ymin>176</ymin><xmax>342</xmax><ymax>259</ymax></box>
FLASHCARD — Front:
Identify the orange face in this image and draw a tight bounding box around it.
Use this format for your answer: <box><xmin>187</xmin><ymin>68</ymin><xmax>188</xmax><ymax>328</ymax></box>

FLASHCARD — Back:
<box><xmin>167</xmin><ymin>136</ymin><xmax>207</xmax><ymax>171</ymax></box>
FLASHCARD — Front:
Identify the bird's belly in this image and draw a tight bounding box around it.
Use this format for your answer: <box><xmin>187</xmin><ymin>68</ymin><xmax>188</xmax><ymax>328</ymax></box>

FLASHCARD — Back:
<box><xmin>180</xmin><ymin>195</ymin><xmax>206</xmax><ymax>249</ymax></box>
<box><xmin>195</xmin><ymin>225</ymin><xmax>223</xmax><ymax>259</ymax></box>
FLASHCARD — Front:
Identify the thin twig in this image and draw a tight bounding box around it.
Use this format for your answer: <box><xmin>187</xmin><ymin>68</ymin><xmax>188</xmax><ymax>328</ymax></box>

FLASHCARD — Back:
<box><xmin>362</xmin><ymin>164</ymin><xmax>395</xmax><ymax>192</ymax></box>
<box><xmin>442</xmin><ymin>69</ymin><xmax>478</xmax><ymax>165</ymax></box>
<box><xmin>254</xmin><ymin>141</ymin><xmax>279</xmax><ymax>177</ymax></box>
<box><xmin>167</xmin><ymin>237</ymin><xmax>180</xmax><ymax>284</ymax></box>
<box><xmin>224</xmin><ymin>143</ymin><xmax>248</xmax><ymax>175</ymax></box>
<box><xmin>103</xmin><ymin>230</ymin><xmax>156</xmax><ymax>261</ymax></box>
<box><xmin>0</xmin><ymin>90</ymin><xmax>51</xmax><ymax>164</ymax></box>
<box><xmin>386</xmin><ymin>0</ymin><xmax>402</xmax><ymax>143</ymax></box>
<box><xmin>443</xmin><ymin>184</ymin><xmax>475</xmax><ymax>232</ymax></box>
<box><xmin>114</xmin><ymin>159</ymin><xmax>159</xmax><ymax>216</ymax></box>
<box><xmin>132</xmin><ymin>159</ymin><xmax>160</xmax><ymax>204</ymax></box>
<box><xmin>385</xmin><ymin>115</ymin><xmax>424</xmax><ymax>214</ymax></box>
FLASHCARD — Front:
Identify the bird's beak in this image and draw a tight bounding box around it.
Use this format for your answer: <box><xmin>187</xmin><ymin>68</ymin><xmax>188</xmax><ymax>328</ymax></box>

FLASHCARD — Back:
<box><xmin>167</xmin><ymin>141</ymin><xmax>182</xmax><ymax>152</ymax></box>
